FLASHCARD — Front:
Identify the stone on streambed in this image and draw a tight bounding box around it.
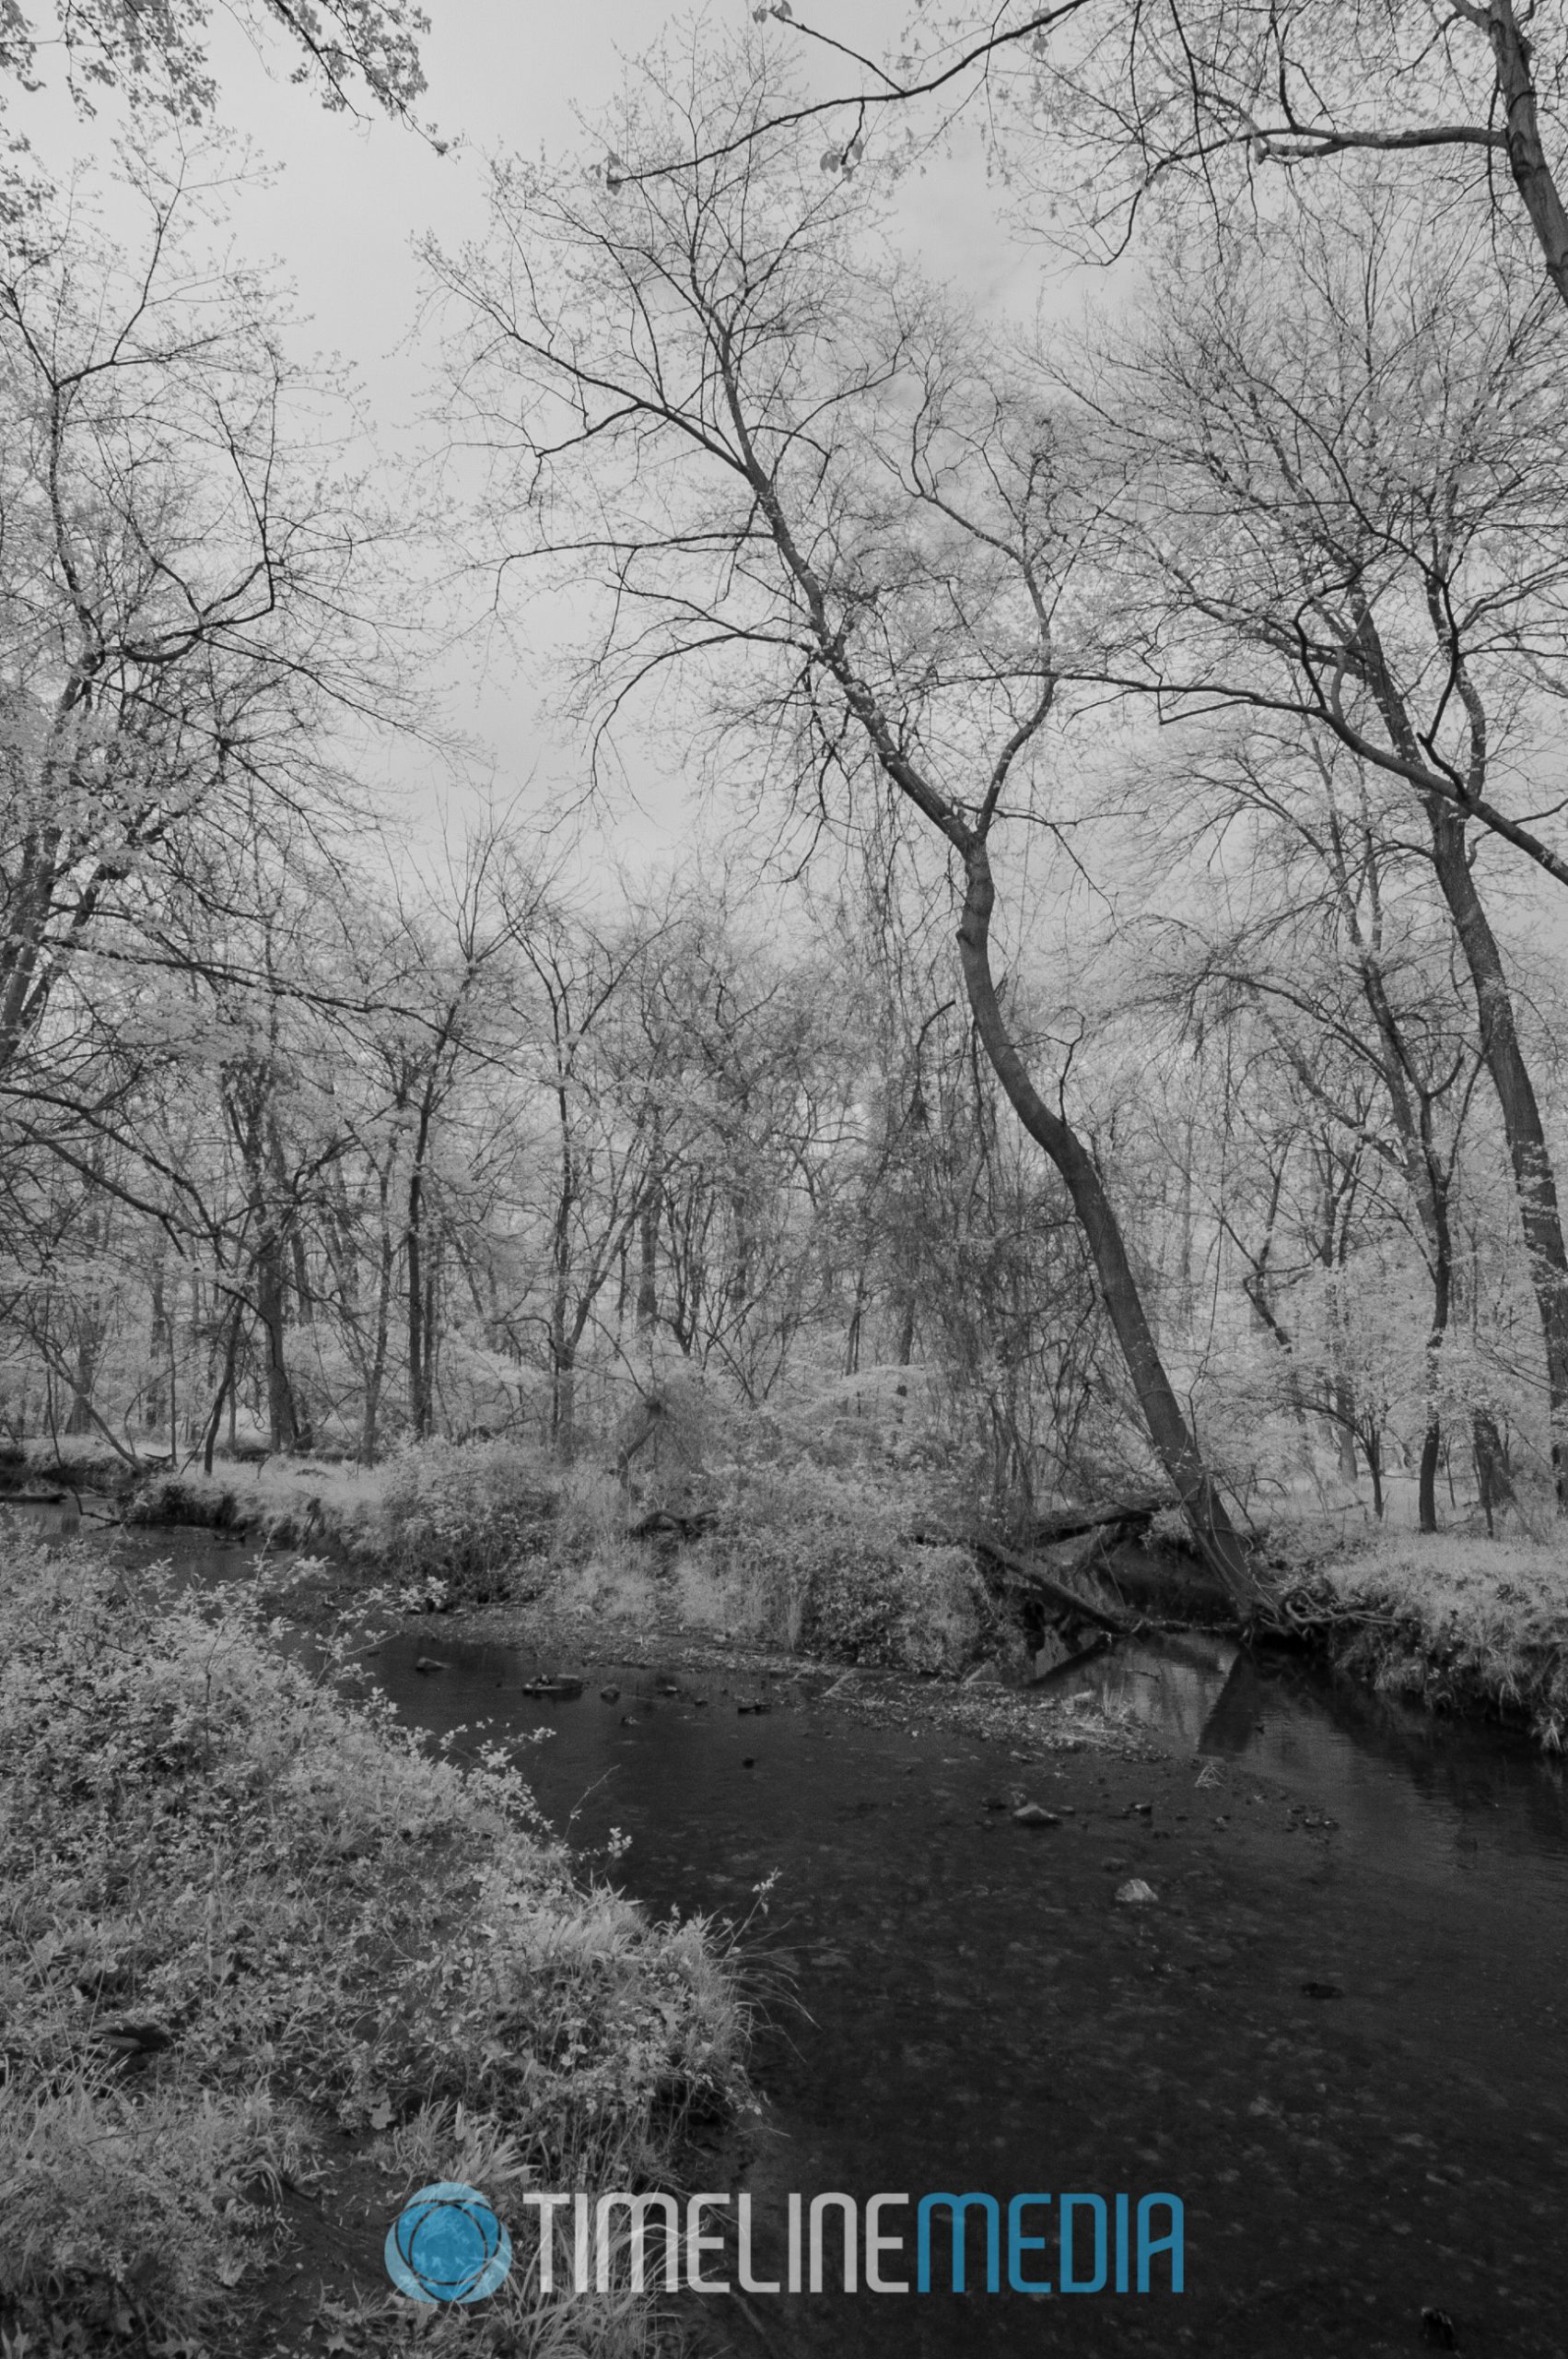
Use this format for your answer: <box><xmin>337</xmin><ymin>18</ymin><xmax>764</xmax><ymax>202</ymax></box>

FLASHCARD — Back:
<box><xmin>1012</xmin><ymin>1802</ymin><xmax>1062</xmax><ymax>1826</ymax></box>
<box><xmin>414</xmin><ymin>1657</ymin><xmax>450</xmax><ymax>1673</ymax></box>
<box><xmin>1115</xmin><ymin>1878</ymin><xmax>1158</xmax><ymax>1905</ymax></box>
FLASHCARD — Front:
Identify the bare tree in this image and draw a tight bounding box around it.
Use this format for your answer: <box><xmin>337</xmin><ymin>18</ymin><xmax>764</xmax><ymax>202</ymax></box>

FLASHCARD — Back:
<box><xmin>1069</xmin><ymin>182</ymin><xmax>1568</xmax><ymax>886</ymax></box>
<box><xmin>424</xmin><ymin>38</ymin><xmax>1260</xmax><ymax>1599</ymax></box>
<box><xmin>1152</xmin><ymin>729</ymin><xmax>1492</xmax><ymax>1527</ymax></box>
<box><xmin>1075</xmin><ymin>184</ymin><xmax>1568</xmax><ymax>1502</ymax></box>
<box><xmin>0</xmin><ymin>156</ymin><xmax>408</xmax><ymax>1128</ymax></box>
<box><xmin>751</xmin><ymin>3</ymin><xmax>1568</xmax><ymax>314</ymax></box>
<box><xmin>0</xmin><ymin>0</ymin><xmax>431</xmax><ymax>139</ymax></box>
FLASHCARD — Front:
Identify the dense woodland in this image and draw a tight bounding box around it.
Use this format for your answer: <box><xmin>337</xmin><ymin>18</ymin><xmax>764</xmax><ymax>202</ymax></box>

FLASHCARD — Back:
<box><xmin>6</xmin><ymin>1</ymin><xmax>1568</xmax><ymax>1566</ymax></box>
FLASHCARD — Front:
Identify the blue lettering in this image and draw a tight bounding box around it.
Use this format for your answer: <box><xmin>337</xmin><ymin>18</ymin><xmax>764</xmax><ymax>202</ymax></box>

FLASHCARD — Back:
<box><xmin>1006</xmin><ymin>2194</ymin><xmax>1052</xmax><ymax>2293</ymax></box>
<box><xmin>1136</xmin><ymin>2195</ymin><xmax>1184</xmax><ymax>2292</ymax></box>
<box><xmin>1060</xmin><ymin>2194</ymin><xmax>1107</xmax><ymax>2293</ymax></box>
<box><xmin>916</xmin><ymin>2193</ymin><xmax>1001</xmax><ymax>2293</ymax></box>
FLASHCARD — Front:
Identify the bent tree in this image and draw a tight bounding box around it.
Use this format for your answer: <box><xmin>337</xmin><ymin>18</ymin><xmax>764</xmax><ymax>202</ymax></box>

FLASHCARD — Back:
<box><xmin>427</xmin><ymin>40</ymin><xmax>1259</xmax><ymax>1601</ymax></box>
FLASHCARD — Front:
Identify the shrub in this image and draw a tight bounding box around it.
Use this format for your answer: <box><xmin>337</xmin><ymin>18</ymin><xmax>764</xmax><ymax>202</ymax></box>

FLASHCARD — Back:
<box><xmin>0</xmin><ymin>1534</ymin><xmax>748</xmax><ymax>2354</ymax></box>
<box><xmin>695</xmin><ymin>1466</ymin><xmax>989</xmax><ymax>1674</ymax></box>
<box><xmin>379</xmin><ymin>1438</ymin><xmax>559</xmax><ymax>1602</ymax></box>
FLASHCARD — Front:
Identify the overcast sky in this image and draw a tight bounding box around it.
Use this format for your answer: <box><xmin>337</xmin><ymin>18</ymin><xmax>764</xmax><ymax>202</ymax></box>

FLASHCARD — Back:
<box><xmin>20</xmin><ymin>3</ymin><xmax>1037</xmax><ymax>877</ymax></box>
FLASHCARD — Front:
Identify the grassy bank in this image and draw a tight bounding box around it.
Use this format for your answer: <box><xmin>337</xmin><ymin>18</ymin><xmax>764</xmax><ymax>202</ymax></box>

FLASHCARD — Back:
<box><xmin>101</xmin><ymin>1440</ymin><xmax>1002</xmax><ymax>1678</ymax></box>
<box><xmin>0</xmin><ymin>1532</ymin><xmax>748</xmax><ymax>2357</ymax></box>
<box><xmin>1278</xmin><ymin>1531</ymin><xmax>1568</xmax><ymax>1750</ymax></box>
<box><xmin>29</xmin><ymin>1427</ymin><xmax>1568</xmax><ymax>1747</ymax></box>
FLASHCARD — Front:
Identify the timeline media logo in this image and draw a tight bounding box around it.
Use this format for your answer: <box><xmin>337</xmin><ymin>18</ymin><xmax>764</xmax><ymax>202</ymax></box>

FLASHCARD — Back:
<box><xmin>384</xmin><ymin>2181</ymin><xmax>513</xmax><ymax>2305</ymax></box>
<box><xmin>384</xmin><ymin>2184</ymin><xmax>1184</xmax><ymax>2302</ymax></box>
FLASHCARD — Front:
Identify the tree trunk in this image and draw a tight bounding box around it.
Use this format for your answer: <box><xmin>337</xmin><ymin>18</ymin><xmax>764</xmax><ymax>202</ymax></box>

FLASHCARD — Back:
<box><xmin>146</xmin><ymin>1267</ymin><xmax>167</xmax><ymax>1432</ymax></box>
<box><xmin>896</xmin><ymin>1293</ymin><xmax>917</xmax><ymax>1367</ymax></box>
<box><xmin>552</xmin><ymin>1342</ymin><xmax>577</xmax><ymax>1461</ymax></box>
<box><xmin>362</xmin><ymin>1189</ymin><xmax>394</xmax><ymax>1465</ymax></box>
<box><xmin>255</xmin><ymin>1226</ymin><xmax>306</xmax><ymax>1454</ymax></box>
<box><xmin>1427</xmin><ymin>802</ymin><xmax>1568</xmax><ymax>1506</ymax></box>
<box><xmin>637</xmin><ymin>1172</ymin><xmax>661</xmax><ymax>1332</ymax></box>
<box><xmin>1487</xmin><ymin>0</ymin><xmax>1568</xmax><ymax>312</ymax></box>
<box><xmin>1416</xmin><ymin>1237</ymin><xmax>1454</xmax><ymax>1535</ymax></box>
<box><xmin>407</xmin><ymin>1162</ymin><xmax>433</xmax><ymax>1441</ymax></box>
<box><xmin>957</xmin><ymin>841</ymin><xmax>1259</xmax><ymax>1607</ymax></box>
<box><xmin>1472</xmin><ymin>1408</ymin><xmax>1514</xmax><ymax>1535</ymax></box>
<box><xmin>64</xmin><ymin>1312</ymin><xmax>101</xmax><ymax>1437</ymax></box>
<box><xmin>1364</xmin><ymin>1426</ymin><xmax>1385</xmax><ymax>1521</ymax></box>
<box><xmin>202</xmin><ymin>1307</ymin><xmax>242</xmax><ymax>1477</ymax></box>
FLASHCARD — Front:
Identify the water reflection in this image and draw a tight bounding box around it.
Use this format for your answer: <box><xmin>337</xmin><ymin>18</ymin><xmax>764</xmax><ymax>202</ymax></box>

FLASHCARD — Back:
<box><xmin>1035</xmin><ymin>1631</ymin><xmax>1240</xmax><ymax>1751</ymax></box>
<box><xmin>1044</xmin><ymin>1629</ymin><xmax>1568</xmax><ymax>1889</ymax></box>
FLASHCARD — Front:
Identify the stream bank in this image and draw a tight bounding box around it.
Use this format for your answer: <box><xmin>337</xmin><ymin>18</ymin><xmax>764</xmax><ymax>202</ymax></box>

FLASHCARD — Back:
<box><xmin>6</xmin><ymin>1504</ymin><xmax>1568</xmax><ymax>2354</ymax></box>
<box><xmin>9</xmin><ymin>1439</ymin><xmax>1568</xmax><ymax>1749</ymax></box>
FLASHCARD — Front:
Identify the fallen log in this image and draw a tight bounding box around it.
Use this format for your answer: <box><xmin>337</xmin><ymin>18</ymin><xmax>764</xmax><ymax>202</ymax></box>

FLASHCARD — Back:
<box><xmin>1024</xmin><ymin>1495</ymin><xmax>1177</xmax><ymax>1548</ymax></box>
<box><xmin>972</xmin><ymin>1532</ymin><xmax>1134</xmax><ymax>1635</ymax></box>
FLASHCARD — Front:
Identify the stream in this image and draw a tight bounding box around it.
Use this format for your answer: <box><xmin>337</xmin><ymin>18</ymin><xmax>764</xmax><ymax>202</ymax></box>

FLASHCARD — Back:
<box><xmin>11</xmin><ymin>1505</ymin><xmax>1568</xmax><ymax>2355</ymax></box>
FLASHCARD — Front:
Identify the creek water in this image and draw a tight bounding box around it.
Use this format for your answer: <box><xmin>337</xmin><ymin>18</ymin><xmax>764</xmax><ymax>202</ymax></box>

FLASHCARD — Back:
<box><xmin>11</xmin><ymin>1505</ymin><xmax>1568</xmax><ymax>2356</ymax></box>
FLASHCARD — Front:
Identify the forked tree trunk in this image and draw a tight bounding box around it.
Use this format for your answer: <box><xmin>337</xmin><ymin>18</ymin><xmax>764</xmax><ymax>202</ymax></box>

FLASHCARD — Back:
<box><xmin>957</xmin><ymin>842</ymin><xmax>1259</xmax><ymax>1608</ymax></box>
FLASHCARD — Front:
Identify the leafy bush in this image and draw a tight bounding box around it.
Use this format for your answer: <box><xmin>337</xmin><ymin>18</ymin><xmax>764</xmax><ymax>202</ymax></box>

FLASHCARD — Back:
<box><xmin>0</xmin><ymin>1534</ymin><xmax>747</xmax><ymax>2354</ymax></box>
<box><xmin>379</xmin><ymin>1439</ymin><xmax>559</xmax><ymax>1602</ymax></box>
<box><xmin>692</xmin><ymin>1466</ymin><xmax>989</xmax><ymax>1674</ymax></box>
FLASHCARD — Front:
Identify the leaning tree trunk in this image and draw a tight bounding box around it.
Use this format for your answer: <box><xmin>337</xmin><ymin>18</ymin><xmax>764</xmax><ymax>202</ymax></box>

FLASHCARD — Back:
<box><xmin>1428</xmin><ymin>802</ymin><xmax>1568</xmax><ymax>1508</ymax></box>
<box><xmin>956</xmin><ymin>842</ymin><xmax>1259</xmax><ymax>1608</ymax></box>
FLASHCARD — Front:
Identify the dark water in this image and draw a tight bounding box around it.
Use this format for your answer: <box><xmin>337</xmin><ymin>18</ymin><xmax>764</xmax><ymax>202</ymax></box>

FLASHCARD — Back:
<box><xmin>12</xmin><ymin>1506</ymin><xmax>1568</xmax><ymax>2355</ymax></box>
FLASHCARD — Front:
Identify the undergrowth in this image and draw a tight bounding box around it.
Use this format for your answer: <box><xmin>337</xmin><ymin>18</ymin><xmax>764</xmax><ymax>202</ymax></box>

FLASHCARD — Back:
<box><xmin>0</xmin><ymin>1533</ymin><xmax>749</xmax><ymax>2356</ymax></box>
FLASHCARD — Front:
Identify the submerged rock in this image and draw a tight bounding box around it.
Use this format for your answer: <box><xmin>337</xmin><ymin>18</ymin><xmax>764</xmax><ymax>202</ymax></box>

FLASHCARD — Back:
<box><xmin>1012</xmin><ymin>1802</ymin><xmax>1062</xmax><ymax>1826</ymax></box>
<box><xmin>1115</xmin><ymin>1878</ymin><xmax>1158</xmax><ymax>1905</ymax></box>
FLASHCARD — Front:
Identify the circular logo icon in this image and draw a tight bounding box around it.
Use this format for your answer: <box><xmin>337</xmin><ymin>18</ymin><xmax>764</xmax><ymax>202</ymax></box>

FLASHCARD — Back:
<box><xmin>384</xmin><ymin>2181</ymin><xmax>512</xmax><ymax>2305</ymax></box>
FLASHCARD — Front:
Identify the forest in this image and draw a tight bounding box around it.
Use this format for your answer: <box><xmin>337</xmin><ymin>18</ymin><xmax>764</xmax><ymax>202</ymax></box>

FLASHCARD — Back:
<box><xmin>8</xmin><ymin>7</ymin><xmax>1568</xmax><ymax>2358</ymax></box>
<box><xmin>6</xmin><ymin>6</ymin><xmax>1568</xmax><ymax>1580</ymax></box>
